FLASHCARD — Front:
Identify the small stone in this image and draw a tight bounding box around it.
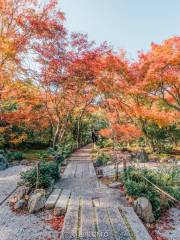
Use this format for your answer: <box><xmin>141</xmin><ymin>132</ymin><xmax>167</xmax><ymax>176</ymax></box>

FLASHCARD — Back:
<box><xmin>34</xmin><ymin>188</ymin><xmax>46</xmax><ymax>195</ymax></box>
<box><xmin>54</xmin><ymin>207</ymin><xmax>66</xmax><ymax>216</ymax></box>
<box><xmin>108</xmin><ymin>182</ymin><xmax>121</xmax><ymax>189</ymax></box>
<box><xmin>14</xmin><ymin>199</ymin><xmax>26</xmax><ymax>210</ymax></box>
<box><xmin>24</xmin><ymin>194</ymin><xmax>30</xmax><ymax>201</ymax></box>
<box><xmin>28</xmin><ymin>191</ymin><xmax>46</xmax><ymax>213</ymax></box>
<box><xmin>136</xmin><ymin>149</ymin><xmax>149</xmax><ymax>163</ymax></box>
<box><xmin>168</xmin><ymin>158</ymin><xmax>177</xmax><ymax>163</ymax></box>
<box><xmin>10</xmin><ymin>161</ymin><xmax>19</xmax><ymax>166</ymax></box>
<box><xmin>16</xmin><ymin>186</ymin><xmax>30</xmax><ymax>200</ymax></box>
<box><xmin>20</xmin><ymin>159</ymin><xmax>30</xmax><ymax>165</ymax></box>
<box><xmin>9</xmin><ymin>197</ymin><xmax>17</xmax><ymax>206</ymax></box>
<box><xmin>134</xmin><ymin>197</ymin><xmax>155</xmax><ymax>223</ymax></box>
<box><xmin>97</xmin><ymin>174</ymin><xmax>103</xmax><ymax>179</ymax></box>
<box><xmin>130</xmin><ymin>152</ymin><xmax>137</xmax><ymax>159</ymax></box>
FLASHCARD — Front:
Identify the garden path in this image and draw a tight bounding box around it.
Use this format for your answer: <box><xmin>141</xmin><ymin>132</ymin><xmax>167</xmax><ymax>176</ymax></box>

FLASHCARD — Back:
<box><xmin>0</xmin><ymin>165</ymin><xmax>60</xmax><ymax>240</ymax></box>
<box><xmin>48</xmin><ymin>145</ymin><xmax>153</xmax><ymax>240</ymax></box>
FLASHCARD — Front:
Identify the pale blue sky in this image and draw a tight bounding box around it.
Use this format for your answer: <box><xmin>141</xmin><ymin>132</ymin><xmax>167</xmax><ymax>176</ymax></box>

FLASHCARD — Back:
<box><xmin>60</xmin><ymin>0</ymin><xmax>180</xmax><ymax>59</ymax></box>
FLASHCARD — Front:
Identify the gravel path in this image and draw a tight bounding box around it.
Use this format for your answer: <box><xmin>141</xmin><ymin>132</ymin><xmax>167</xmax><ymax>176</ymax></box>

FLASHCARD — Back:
<box><xmin>0</xmin><ymin>202</ymin><xmax>59</xmax><ymax>240</ymax></box>
<box><xmin>0</xmin><ymin>165</ymin><xmax>60</xmax><ymax>240</ymax></box>
<box><xmin>102</xmin><ymin>162</ymin><xmax>180</xmax><ymax>177</ymax></box>
<box><xmin>0</xmin><ymin>165</ymin><xmax>30</xmax><ymax>204</ymax></box>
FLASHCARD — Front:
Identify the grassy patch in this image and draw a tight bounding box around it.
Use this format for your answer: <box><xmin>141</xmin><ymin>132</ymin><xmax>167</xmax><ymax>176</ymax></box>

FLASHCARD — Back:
<box><xmin>22</xmin><ymin>149</ymin><xmax>53</xmax><ymax>161</ymax></box>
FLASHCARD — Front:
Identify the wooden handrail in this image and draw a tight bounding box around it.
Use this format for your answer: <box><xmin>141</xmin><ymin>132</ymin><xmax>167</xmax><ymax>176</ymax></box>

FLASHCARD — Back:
<box><xmin>141</xmin><ymin>175</ymin><xmax>180</xmax><ymax>205</ymax></box>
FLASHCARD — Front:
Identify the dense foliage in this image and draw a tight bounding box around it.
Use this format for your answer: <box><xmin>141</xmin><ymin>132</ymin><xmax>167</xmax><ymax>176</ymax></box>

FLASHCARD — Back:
<box><xmin>122</xmin><ymin>167</ymin><xmax>180</xmax><ymax>218</ymax></box>
<box><xmin>96</xmin><ymin>152</ymin><xmax>111</xmax><ymax>166</ymax></box>
<box><xmin>0</xmin><ymin>0</ymin><xmax>179</xmax><ymax>154</ymax></box>
<box><xmin>20</xmin><ymin>161</ymin><xmax>60</xmax><ymax>189</ymax></box>
<box><xmin>6</xmin><ymin>151</ymin><xmax>23</xmax><ymax>161</ymax></box>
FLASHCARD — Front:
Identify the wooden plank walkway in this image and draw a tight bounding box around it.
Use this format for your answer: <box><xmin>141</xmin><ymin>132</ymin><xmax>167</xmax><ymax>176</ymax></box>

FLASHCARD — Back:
<box><xmin>80</xmin><ymin>199</ymin><xmax>96</xmax><ymax>240</ymax></box>
<box><xmin>54</xmin><ymin>189</ymin><xmax>71</xmax><ymax>216</ymax></box>
<box><xmin>96</xmin><ymin>207</ymin><xmax>114</xmax><ymax>240</ymax></box>
<box><xmin>107</xmin><ymin>207</ymin><xmax>131</xmax><ymax>240</ymax></box>
<box><xmin>122</xmin><ymin>207</ymin><xmax>152</xmax><ymax>240</ymax></box>
<box><xmin>61</xmin><ymin>193</ymin><xmax>79</xmax><ymax>240</ymax></box>
<box><xmin>45</xmin><ymin>145</ymin><xmax>152</xmax><ymax>240</ymax></box>
<box><xmin>45</xmin><ymin>188</ymin><xmax>61</xmax><ymax>209</ymax></box>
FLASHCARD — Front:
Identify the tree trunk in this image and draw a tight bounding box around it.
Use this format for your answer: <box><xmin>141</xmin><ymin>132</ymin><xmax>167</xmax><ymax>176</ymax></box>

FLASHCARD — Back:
<box><xmin>52</xmin><ymin>122</ymin><xmax>60</xmax><ymax>149</ymax></box>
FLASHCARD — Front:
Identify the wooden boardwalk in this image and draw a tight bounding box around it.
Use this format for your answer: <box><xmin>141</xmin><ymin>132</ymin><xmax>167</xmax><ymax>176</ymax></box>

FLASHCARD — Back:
<box><xmin>45</xmin><ymin>145</ymin><xmax>152</xmax><ymax>240</ymax></box>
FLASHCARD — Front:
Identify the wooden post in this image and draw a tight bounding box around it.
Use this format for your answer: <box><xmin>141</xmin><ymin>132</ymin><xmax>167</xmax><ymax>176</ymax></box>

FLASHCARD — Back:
<box><xmin>114</xmin><ymin>162</ymin><xmax>116</xmax><ymax>180</ymax></box>
<box><xmin>116</xmin><ymin>162</ymin><xmax>119</xmax><ymax>180</ymax></box>
<box><xmin>123</xmin><ymin>157</ymin><xmax>127</xmax><ymax>172</ymax></box>
<box><xmin>36</xmin><ymin>161</ymin><xmax>40</xmax><ymax>189</ymax></box>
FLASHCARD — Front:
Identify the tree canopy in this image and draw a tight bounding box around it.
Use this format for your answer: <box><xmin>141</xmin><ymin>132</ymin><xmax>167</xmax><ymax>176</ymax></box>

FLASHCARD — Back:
<box><xmin>0</xmin><ymin>0</ymin><xmax>179</xmax><ymax>152</ymax></box>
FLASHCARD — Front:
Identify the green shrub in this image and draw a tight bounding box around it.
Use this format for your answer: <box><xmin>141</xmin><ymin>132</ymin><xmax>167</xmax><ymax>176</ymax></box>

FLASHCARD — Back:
<box><xmin>38</xmin><ymin>152</ymin><xmax>49</xmax><ymax>160</ymax></box>
<box><xmin>40</xmin><ymin>161</ymin><xmax>60</xmax><ymax>181</ymax></box>
<box><xmin>19</xmin><ymin>161</ymin><xmax>60</xmax><ymax>189</ymax></box>
<box><xmin>47</xmin><ymin>147</ymin><xmax>56</xmax><ymax>155</ymax></box>
<box><xmin>0</xmin><ymin>135</ymin><xmax>6</xmax><ymax>148</ymax></box>
<box><xmin>146</xmin><ymin>190</ymin><xmax>161</xmax><ymax>219</ymax></box>
<box><xmin>96</xmin><ymin>152</ymin><xmax>111</xmax><ymax>166</ymax></box>
<box><xmin>54</xmin><ymin>154</ymin><xmax>64</xmax><ymax>164</ymax></box>
<box><xmin>47</xmin><ymin>147</ymin><xmax>65</xmax><ymax>163</ymax></box>
<box><xmin>160</xmin><ymin>145</ymin><xmax>173</xmax><ymax>154</ymax></box>
<box><xmin>57</xmin><ymin>141</ymin><xmax>76</xmax><ymax>158</ymax></box>
<box><xmin>96</xmin><ymin>138</ymin><xmax>113</xmax><ymax>148</ymax></box>
<box><xmin>6</xmin><ymin>151</ymin><xmax>23</xmax><ymax>161</ymax></box>
<box><xmin>20</xmin><ymin>167</ymin><xmax>52</xmax><ymax>189</ymax></box>
<box><xmin>122</xmin><ymin>167</ymin><xmax>180</xmax><ymax>219</ymax></box>
<box><xmin>124</xmin><ymin>180</ymin><xmax>147</xmax><ymax>197</ymax></box>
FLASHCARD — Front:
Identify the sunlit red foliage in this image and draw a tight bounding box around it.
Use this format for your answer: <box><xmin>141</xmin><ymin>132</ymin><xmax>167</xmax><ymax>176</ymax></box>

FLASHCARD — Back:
<box><xmin>0</xmin><ymin>0</ymin><xmax>179</xmax><ymax>147</ymax></box>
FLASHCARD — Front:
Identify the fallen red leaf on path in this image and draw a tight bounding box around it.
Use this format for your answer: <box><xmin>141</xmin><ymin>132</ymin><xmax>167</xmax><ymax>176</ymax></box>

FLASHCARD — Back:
<box><xmin>11</xmin><ymin>204</ymin><xmax>29</xmax><ymax>215</ymax></box>
<box><xmin>45</xmin><ymin>212</ymin><xmax>64</xmax><ymax>231</ymax></box>
<box><xmin>148</xmin><ymin>226</ymin><xmax>168</xmax><ymax>240</ymax></box>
